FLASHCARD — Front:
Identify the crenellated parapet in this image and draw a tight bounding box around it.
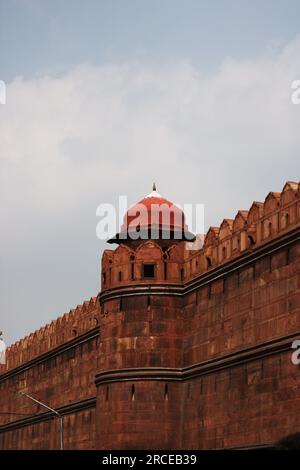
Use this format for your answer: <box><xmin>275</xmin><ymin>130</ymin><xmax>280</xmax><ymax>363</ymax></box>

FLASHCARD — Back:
<box><xmin>101</xmin><ymin>240</ymin><xmax>187</xmax><ymax>291</ymax></box>
<box><xmin>2</xmin><ymin>297</ymin><xmax>99</xmax><ymax>372</ymax></box>
<box><xmin>183</xmin><ymin>181</ymin><xmax>300</xmax><ymax>280</ymax></box>
<box><xmin>101</xmin><ymin>181</ymin><xmax>300</xmax><ymax>287</ymax></box>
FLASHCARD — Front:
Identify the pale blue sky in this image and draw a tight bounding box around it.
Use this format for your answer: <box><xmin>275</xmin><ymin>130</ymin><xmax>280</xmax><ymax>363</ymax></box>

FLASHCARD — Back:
<box><xmin>1</xmin><ymin>0</ymin><xmax>300</xmax><ymax>81</ymax></box>
<box><xmin>0</xmin><ymin>0</ymin><xmax>300</xmax><ymax>345</ymax></box>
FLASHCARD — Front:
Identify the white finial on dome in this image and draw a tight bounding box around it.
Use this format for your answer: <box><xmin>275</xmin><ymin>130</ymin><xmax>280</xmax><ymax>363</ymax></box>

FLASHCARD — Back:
<box><xmin>145</xmin><ymin>182</ymin><xmax>162</xmax><ymax>198</ymax></box>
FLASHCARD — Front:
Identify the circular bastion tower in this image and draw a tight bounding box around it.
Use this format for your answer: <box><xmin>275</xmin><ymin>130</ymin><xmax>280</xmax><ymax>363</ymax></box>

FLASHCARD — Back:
<box><xmin>95</xmin><ymin>185</ymin><xmax>195</xmax><ymax>449</ymax></box>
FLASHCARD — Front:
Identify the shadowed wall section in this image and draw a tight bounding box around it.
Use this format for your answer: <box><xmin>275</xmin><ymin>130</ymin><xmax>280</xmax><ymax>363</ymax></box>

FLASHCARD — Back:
<box><xmin>0</xmin><ymin>298</ymin><xmax>99</xmax><ymax>449</ymax></box>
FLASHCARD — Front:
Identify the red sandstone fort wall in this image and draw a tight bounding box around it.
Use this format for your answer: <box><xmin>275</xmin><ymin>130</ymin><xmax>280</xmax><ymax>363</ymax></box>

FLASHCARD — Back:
<box><xmin>3</xmin><ymin>297</ymin><xmax>99</xmax><ymax>371</ymax></box>
<box><xmin>183</xmin><ymin>240</ymin><xmax>300</xmax><ymax>364</ymax></box>
<box><xmin>96</xmin><ymin>180</ymin><xmax>300</xmax><ymax>450</ymax></box>
<box><xmin>0</xmin><ymin>297</ymin><xmax>100</xmax><ymax>449</ymax></box>
<box><xmin>98</xmin><ymin>295</ymin><xmax>183</xmax><ymax>371</ymax></box>
<box><xmin>182</xmin><ymin>238</ymin><xmax>300</xmax><ymax>448</ymax></box>
<box><xmin>183</xmin><ymin>349</ymin><xmax>300</xmax><ymax>448</ymax></box>
<box><xmin>0</xmin><ymin>407</ymin><xmax>96</xmax><ymax>450</ymax></box>
<box><xmin>0</xmin><ymin>181</ymin><xmax>299</xmax><ymax>449</ymax></box>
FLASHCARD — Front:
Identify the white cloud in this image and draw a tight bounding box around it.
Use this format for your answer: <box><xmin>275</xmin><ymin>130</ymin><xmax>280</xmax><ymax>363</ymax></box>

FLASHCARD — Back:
<box><xmin>1</xmin><ymin>36</ymin><xmax>300</xmax><ymax>343</ymax></box>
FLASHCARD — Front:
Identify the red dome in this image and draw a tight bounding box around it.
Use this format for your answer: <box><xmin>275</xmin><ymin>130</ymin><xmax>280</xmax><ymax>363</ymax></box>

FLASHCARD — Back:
<box><xmin>107</xmin><ymin>184</ymin><xmax>195</xmax><ymax>244</ymax></box>
<box><xmin>121</xmin><ymin>186</ymin><xmax>186</xmax><ymax>233</ymax></box>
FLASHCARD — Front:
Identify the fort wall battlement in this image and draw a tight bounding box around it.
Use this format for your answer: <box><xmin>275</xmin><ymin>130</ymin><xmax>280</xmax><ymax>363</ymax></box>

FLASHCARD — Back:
<box><xmin>184</xmin><ymin>181</ymin><xmax>300</xmax><ymax>280</ymax></box>
<box><xmin>2</xmin><ymin>297</ymin><xmax>99</xmax><ymax>372</ymax></box>
<box><xmin>100</xmin><ymin>181</ymin><xmax>299</xmax><ymax>292</ymax></box>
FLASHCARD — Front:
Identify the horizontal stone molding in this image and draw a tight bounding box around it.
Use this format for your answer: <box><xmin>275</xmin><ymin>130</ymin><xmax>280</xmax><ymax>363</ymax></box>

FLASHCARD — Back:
<box><xmin>100</xmin><ymin>284</ymin><xmax>184</xmax><ymax>303</ymax></box>
<box><xmin>99</xmin><ymin>227</ymin><xmax>300</xmax><ymax>303</ymax></box>
<box><xmin>95</xmin><ymin>367</ymin><xmax>182</xmax><ymax>385</ymax></box>
<box><xmin>0</xmin><ymin>327</ymin><xmax>100</xmax><ymax>383</ymax></box>
<box><xmin>0</xmin><ymin>397</ymin><xmax>96</xmax><ymax>434</ymax></box>
<box><xmin>95</xmin><ymin>330</ymin><xmax>300</xmax><ymax>386</ymax></box>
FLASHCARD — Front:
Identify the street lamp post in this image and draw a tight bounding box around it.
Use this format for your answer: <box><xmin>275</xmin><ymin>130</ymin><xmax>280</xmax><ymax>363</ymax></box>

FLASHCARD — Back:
<box><xmin>17</xmin><ymin>391</ymin><xmax>64</xmax><ymax>450</ymax></box>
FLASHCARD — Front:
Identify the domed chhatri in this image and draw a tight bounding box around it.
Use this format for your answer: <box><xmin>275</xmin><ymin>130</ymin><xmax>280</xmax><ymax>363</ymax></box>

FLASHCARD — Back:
<box><xmin>108</xmin><ymin>183</ymin><xmax>195</xmax><ymax>245</ymax></box>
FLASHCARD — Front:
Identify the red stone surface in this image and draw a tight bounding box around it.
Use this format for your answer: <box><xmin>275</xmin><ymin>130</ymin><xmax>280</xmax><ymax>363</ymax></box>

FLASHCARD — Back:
<box><xmin>121</xmin><ymin>188</ymin><xmax>186</xmax><ymax>233</ymax></box>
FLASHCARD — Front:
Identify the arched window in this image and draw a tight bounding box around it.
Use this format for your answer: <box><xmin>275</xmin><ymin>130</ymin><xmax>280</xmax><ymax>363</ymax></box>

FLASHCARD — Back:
<box><xmin>269</xmin><ymin>221</ymin><xmax>272</xmax><ymax>236</ymax></box>
<box><xmin>284</xmin><ymin>212</ymin><xmax>289</xmax><ymax>228</ymax></box>
<box><xmin>143</xmin><ymin>263</ymin><xmax>155</xmax><ymax>279</ymax></box>
<box><xmin>130</xmin><ymin>255</ymin><xmax>135</xmax><ymax>280</ymax></box>
<box><xmin>248</xmin><ymin>235</ymin><xmax>255</xmax><ymax>246</ymax></box>
<box><xmin>163</xmin><ymin>253</ymin><xmax>168</xmax><ymax>280</ymax></box>
<box><xmin>131</xmin><ymin>384</ymin><xmax>135</xmax><ymax>401</ymax></box>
